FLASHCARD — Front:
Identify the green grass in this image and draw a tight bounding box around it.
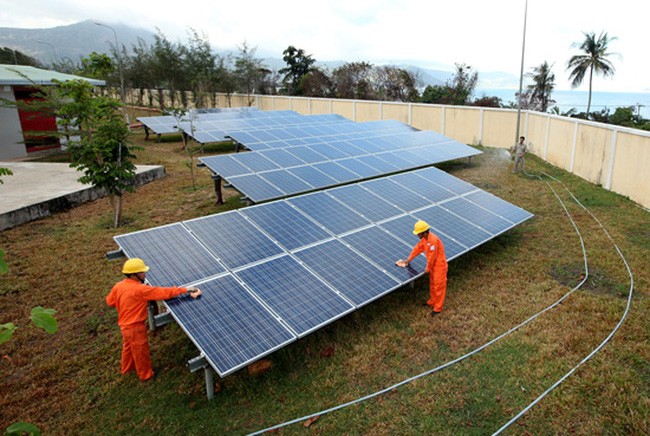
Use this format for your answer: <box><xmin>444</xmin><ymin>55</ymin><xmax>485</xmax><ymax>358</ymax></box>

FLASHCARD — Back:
<box><xmin>1</xmin><ymin>125</ymin><xmax>648</xmax><ymax>435</ymax></box>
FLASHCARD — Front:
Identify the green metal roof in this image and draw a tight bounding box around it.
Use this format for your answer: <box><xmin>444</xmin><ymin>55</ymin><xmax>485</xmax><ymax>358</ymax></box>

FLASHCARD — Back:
<box><xmin>0</xmin><ymin>64</ymin><xmax>105</xmax><ymax>86</ymax></box>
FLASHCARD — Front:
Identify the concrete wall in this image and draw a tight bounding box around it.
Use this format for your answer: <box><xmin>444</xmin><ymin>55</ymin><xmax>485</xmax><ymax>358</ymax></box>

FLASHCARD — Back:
<box><xmin>0</xmin><ymin>86</ymin><xmax>28</xmax><ymax>160</ymax></box>
<box><xmin>134</xmin><ymin>91</ymin><xmax>650</xmax><ymax>209</ymax></box>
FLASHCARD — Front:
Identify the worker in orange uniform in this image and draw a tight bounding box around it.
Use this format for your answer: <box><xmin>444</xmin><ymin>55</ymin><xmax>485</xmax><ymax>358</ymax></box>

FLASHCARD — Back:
<box><xmin>395</xmin><ymin>220</ymin><xmax>448</xmax><ymax>317</ymax></box>
<box><xmin>106</xmin><ymin>258</ymin><xmax>203</xmax><ymax>381</ymax></box>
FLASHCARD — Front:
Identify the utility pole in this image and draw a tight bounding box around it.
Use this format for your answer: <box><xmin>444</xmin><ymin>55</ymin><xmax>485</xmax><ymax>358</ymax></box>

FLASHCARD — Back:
<box><xmin>515</xmin><ymin>0</ymin><xmax>528</xmax><ymax>144</ymax></box>
<box><xmin>94</xmin><ymin>22</ymin><xmax>130</xmax><ymax>128</ymax></box>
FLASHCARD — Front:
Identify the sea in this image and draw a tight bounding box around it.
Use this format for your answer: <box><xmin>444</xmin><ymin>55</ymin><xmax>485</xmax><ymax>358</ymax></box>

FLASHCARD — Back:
<box><xmin>476</xmin><ymin>89</ymin><xmax>650</xmax><ymax>120</ymax></box>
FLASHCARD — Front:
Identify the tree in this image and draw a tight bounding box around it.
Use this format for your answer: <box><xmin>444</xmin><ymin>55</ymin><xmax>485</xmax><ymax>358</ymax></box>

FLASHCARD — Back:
<box><xmin>373</xmin><ymin>66</ymin><xmax>420</xmax><ymax>102</ymax></box>
<box><xmin>300</xmin><ymin>67</ymin><xmax>334</xmax><ymax>98</ymax></box>
<box><xmin>78</xmin><ymin>52</ymin><xmax>115</xmax><ymax>80</ymax></box>
<box><xmin>331</xmin><ymin>62</ymin><xmax>374</xmax><ymax>99</ymax></box>
<box><xmin>526</xmin><ymin>61</ymin><xmax>556</xmax><ymax>112</ymax></box>
<box><xmin>447</xmin><ymin>63</ymin><xmax>478</xmax><ymax>105</ymax></box>
<box><xmin>45</xmin><ymin>79</ymin><xmax>137</xmax><ymax>227</ymax></box>
<box><xmin>0</xmin><ymin>47</ymin><xmax>40</xmax><ymax>66</ymax></box>
<box><xmin>566</xmin><ymin>31</ymin><xmax>617</xmax><ymax>116</ymax></box>
<box><xmin>234</xmin><ymin>41</ymin><xmax>266</xmax><ymax>105</ymax></box>
<box><xmin>279</xmin><ymin>46</ymin><xmax>316</xmax><ymax>95</ymax></box>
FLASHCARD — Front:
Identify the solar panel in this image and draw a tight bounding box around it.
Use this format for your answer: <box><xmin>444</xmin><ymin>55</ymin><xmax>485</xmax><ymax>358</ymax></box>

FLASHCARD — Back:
<box><xmin>240</xmin><ymin>201</ymin><xmax>331</xmax><ymax>251</ymax></box>
<box><xmin>113</xmin><ymin>166</ymin><xmax>533</xmax><ymax>378</ymax></box>
<box><xmin>341</xmin><ymin>226</ymin><xmax>427</xmax><ymax>281</ymax></box>
<box><xmin>327</xmin><ymin>184</ymin><xmax>403</xmax><ymax>222</ymax></box>
<box><xmin>413</xmin><ymin>205</ymin><xmax>492</xmax><ymax>250</ymax></box>
<box><xmin>235</xmin><ymin>255</ymin><xmax>355</xmax><ymax>336</ymax></box>
<box><xmin>166</xmin><ymin>274</ymin><xmax>295</xmax><ymax>376</ymax></box>
<box><xmin>184</xmin><ymin>212</ymin><xmax>284</xmax><ymax>270</ymax></box>
<box><xmin>293</xmin><ymin>239</ymin><xmax>401</xmax><ymax>307</ymax></box>
<box><xmin>288</xmin><ymin>192</ymin><xmax>370</xmax><ymax>234</ymax></box>
<box><xmin>114</xmin><ymin>223</ymin><xmax>226</xmax><ymax>287</ymax></box>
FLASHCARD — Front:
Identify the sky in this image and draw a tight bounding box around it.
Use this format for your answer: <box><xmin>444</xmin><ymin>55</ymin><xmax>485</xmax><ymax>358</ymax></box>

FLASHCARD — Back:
<box><xmin>0</xmin><ymin>0</ymin><xmax>647</xmax><ymax>92</ymax></box>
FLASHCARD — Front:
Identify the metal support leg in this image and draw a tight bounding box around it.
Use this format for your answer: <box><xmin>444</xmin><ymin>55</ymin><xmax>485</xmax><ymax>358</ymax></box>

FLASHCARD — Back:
<box><xmin>212</xmin><ymin>174</ymin><xmax>224</xmax><ymax>205</ymax></box>
<box><xmin>205</xmin><ymin>367</ymin><xmax>215</xmax><ymax>400</ymax></box>
<box><xmin>147</xmin><ymin>301</ymin><xmax>159</xmax><ymax>332</ymax></box>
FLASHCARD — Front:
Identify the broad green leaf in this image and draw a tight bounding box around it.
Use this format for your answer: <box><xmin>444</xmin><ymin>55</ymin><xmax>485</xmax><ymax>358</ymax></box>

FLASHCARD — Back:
<box><xmin>0</xmin><ymin>248</ymin><xmax>7</xmax><ymax>274</ymax></box>
<box><xmin>30</xmin><ymin>308</ymin><xmax>58</xmax><ymax>334</ymax></box>
<box><xmin>6</xmin><ymin>421</ymin><xmax>40</xmax><ymax>436</ymax></box>
<box><xmin>0</xmin><ymin>324</ymin><xmax>16</xmax><ymax>344</ymax></box>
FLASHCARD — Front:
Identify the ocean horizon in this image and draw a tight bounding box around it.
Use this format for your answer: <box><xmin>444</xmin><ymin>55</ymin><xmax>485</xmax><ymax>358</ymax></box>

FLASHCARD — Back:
<box><xmin>477</xmin><ymin>88</ymin><xmax>650</xmax><ymax>119</ymax></box>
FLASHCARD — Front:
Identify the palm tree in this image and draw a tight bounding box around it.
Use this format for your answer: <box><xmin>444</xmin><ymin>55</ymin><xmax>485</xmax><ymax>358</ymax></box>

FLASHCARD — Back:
<box><xmin>526</xmin><ymin>61</ymin><xmax>556</xmax><ymax>112</ymax></box>
<box><xmin>566</xmin><ymin>31</ymin><xmax>617</xmax><ymax>116</ymax></box>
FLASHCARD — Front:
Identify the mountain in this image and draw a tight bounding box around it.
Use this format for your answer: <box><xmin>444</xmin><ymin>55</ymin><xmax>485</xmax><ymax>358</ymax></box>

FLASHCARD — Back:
<box><xmin>0</xmin><ymin>20</ymin><xmax>156</xmax><ymax>63</ymax></box>
<box><xmin>0</xmin><ymin>21</ymin><xmax>515</xmax><ymax>90</ymax></box>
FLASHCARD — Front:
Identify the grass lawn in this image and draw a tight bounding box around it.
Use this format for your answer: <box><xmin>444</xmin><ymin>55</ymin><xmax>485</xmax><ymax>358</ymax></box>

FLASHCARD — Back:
<box><xmin>1</xmin><ymin>119</ymin><xmax>648</xmax><ymax>435</ymax></box>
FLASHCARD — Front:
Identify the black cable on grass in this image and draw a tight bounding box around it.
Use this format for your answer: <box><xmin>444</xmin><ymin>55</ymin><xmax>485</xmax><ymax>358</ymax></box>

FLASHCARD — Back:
<box><xmin>249</xmin><ymin>170</ymin><xmax>592</xmax><ymax>435</ymax></box>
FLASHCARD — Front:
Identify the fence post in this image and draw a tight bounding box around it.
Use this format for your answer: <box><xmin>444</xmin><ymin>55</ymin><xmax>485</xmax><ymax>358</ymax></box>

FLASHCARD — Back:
<box><xmin>569</xmin><ymin>122</ymin><xmax>578</xmax><ymax>172</ymax></box>
<box><xmin>605</xmin><ymin>129</ymin><xmax>618</xmax><ymax>190</ymax></box>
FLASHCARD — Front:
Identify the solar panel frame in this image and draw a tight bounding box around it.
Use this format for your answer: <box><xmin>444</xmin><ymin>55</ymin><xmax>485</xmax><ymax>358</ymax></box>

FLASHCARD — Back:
<box><xmin>165</xmin><ymin>273</ymin><xmax>296</xmax><ymax>377</ymax></box>
<box><xmin>235</xmin><ymin>255</ymin><xmax>355</xmax><ymax>336</ymax></box>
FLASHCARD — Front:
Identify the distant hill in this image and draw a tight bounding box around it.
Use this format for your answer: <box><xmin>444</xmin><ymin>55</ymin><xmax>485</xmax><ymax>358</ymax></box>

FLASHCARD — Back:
<box><xmin>0</xmin><ymin>20</ymin><xmax>156</xmax><ymax>63</ymax></box>
<box><xmin>0</xmin><ymin>21</ymin><xmax>515</xmax><ymax>90</ymax></box>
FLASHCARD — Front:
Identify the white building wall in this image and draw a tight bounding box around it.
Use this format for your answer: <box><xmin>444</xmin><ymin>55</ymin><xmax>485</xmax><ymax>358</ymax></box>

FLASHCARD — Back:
<box><xmin>0</xmin><ymin>86</ymin><xmax>27</xmax><ymax>160</ymax></box>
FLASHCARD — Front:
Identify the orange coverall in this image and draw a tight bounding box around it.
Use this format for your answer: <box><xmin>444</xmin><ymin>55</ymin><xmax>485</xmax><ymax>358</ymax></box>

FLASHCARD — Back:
<box><xmin>106</xmin><ymin>278</ymin><xmax>188</xmax><ymax>381</ymax></box>
<box><xmin>407</xmin><ymin>232</ymin><xmax>448</xmax><ymax>313</ymax></box>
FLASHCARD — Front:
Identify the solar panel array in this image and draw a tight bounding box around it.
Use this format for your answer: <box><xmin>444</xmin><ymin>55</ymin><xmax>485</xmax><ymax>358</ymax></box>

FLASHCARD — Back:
<box><xmin>137</xmin><ymin>107</ymin><xmax>263</xmax><ymax>135</ymax></box>
<box><xmin>188</xmin><ymin>113</ymin><xmax>352</xmax><ymax>144</ymax></box>
<box><xmin>200</xmin><ymin>130</ymin><xmax>481</xmax><ymax>202</ymax></box>
<box><xmin>114</xmin><ymin>166</ymin><xmax>533</xmax><ymax>377</ymax></box>
<box><xmin>227</xmin><ymin>119</ymin><xmax>416</xmax><ymax>151</ymax></box>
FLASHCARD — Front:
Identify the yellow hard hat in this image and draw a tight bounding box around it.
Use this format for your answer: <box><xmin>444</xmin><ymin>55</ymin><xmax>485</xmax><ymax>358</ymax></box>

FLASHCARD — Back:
<box><xmin>122</xmin><ymin>258</ymin><xmax>150</xmax><ymax>274</ymax></box>
<box><xmin>413</xmin><ymin>220</ymin><xmax>430</xmax><ymax>235</ymax></box>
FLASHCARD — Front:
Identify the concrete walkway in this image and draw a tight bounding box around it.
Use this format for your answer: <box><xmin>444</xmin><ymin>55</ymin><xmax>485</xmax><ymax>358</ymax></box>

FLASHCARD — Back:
<box><xmin>0</xmin><ymin>162</ymin><xmax>165</xmax><ymax>230</ymax></box>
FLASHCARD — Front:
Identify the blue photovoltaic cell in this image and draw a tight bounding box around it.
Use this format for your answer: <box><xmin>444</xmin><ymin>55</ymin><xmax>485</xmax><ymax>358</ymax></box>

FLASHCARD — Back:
<box><xmin>347</xmin><ymin>138</ymin><xmax>384</xmax><ymax>154</ymax></box>
<box><xmin>399</xmin><ymin>149</ymin><xmax>434</xmax><ymax>167</ymax></box>
<box><xmin>414</xmin><ymin>205</ymin><xmax>492</xmax><ymax>250</ymax></box>
<box><xmin>327</xmin><ymin>185</ymin><xmax>403</xmax><ymax>222</ymax></box>
<box><xmin>376</xmin><ymin>152</ymin><xmax>416</xmax><ymax>170</ymax></box>
<box><xmin>313</xmin><ymin>143</ymin><xmax>350</xmax><ymax>160</ymax></box>
<box><xmin>294</xmin><ymin>239</ymin><xmax>400</xmax><ymax>307</ymax></box>
<box><xmin>325</xmin><ymin>140</ymin><xmax>363</xmax><ymax>157</ymax></box>
<box><xmin>312</xmin><ymin>161</ymin><xmax>360</xmax><ymax>183</ymax></box>
<box><xmin>390</xmin><ymin>172</ymin><xmax>457</xmax><ymax>204</ymax></box>
<box><xmin>235</xmin><ymin>255</ymin><xmax>354</xmax><ymax>336</ymax></box>
<box><xmin>335</xmin><ymin>158</ymin><xmax>382</xmax><ymax>178</ymax></box>
<box><xmin>287</xmin><ymin>166</ymin><xmax>339</xmax><ymax>188</ymax></box>
<box><xmin>464</xmin><ymin>190</ymin><xmax>534</xmax><ymax>223</ymax></box>
<box><xmin>259</xmin><ymin>149</ymin><xmax>306</xmax><ymax>167</ymax></box>
<box><xmin>200</xmin><ymin>155</ymin><xmax>251</xmax><ymax>178</ymax></box>
<box><xmin>166</xmin><ymin>274</ymin><xmax>295</xmax><ymax>377</ymax></box>
<box><xmin>441</xmin><ymin>197</ymin><xmax>514</xmax><ymax>235</ymax></box>
<box><xmin>260</xmin><ymin>170</ymin><xmax>314</xmax><ymax>194</ymax></box>
<box><xmin>233</xmin><ymin>152</ymin><xmax>279</xmax><ymax>173</ymax></box>
<box><xmin>226</xmin><ymin>174</ymin><xmax>284</xmax><ymax>202</ymax></box>
<box><xmin>356</xmin><ymin>154</ymin><xmax>401</xmax><ymax>173</ymax></box>
<box><xmin>362</xmin><ymin>178</ymin><xmax>431</xmax><ymax>211</ymax></box>
<box><xmin>378</xmin><ymin>214</ymin><xmax>468</xmax><ymax>261</ymax></box>
<box><xmin>417</xmin><ymin>167</ymin><xmax>476</xmax><ymax>194</ymax></box>
<box><xmin>285</xmin><ymin>146</ymin><xmax>328</xmax><ymax>164</ymax></box>
<box><xmin>378</xmin><ymin>214</ymin><xmax>421</xmax><ymax>245</ymax></box>
<box><xmin>184</xmin><ymin>211</ymin><xmax>284</xmax><ymax>269</ymax></box>
<box><xmin>241</xmin><ymin>201</ymin><xmax>331</xmax><ymax>250</ymax></box>
<box><xmin>341</xmin><ymin>226</ymin><xmax>427</xmax><ymax>281</ymax></box>
<box><xmin>114</xmin><ymin>223</ymin><xmax>226</xmax><ymax>287</ymax></box>
<box><xmin>288</xmin><ymin>192</ymin><xmax>370</xmax><ymax>234</ymax></box>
